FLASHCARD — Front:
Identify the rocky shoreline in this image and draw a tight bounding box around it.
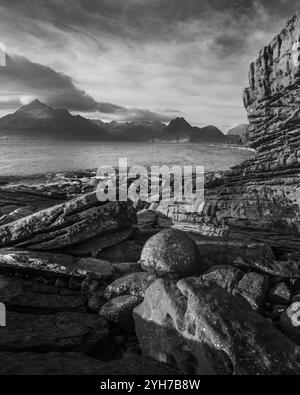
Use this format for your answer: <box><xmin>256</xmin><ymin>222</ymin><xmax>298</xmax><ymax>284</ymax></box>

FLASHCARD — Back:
<box><xmin>0</xmin><ymin>167</ymin><xmax>299</xmax><ymax>375</ymax></box>
<box><xmin>0</xmin><ymin>15</ymin><xmax>300</xmax><ymax>375</ymax></box>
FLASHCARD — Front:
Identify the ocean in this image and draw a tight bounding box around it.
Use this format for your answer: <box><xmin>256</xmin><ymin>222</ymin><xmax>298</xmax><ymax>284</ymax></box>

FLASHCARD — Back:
<box><xmin>0</xmin><ymin>139</ymin><xmax>254</xmax><ymax>177</ymax></box>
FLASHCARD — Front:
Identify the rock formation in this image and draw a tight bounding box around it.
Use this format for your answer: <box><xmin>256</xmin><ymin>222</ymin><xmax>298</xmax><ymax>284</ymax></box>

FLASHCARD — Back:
<box><xmin>134</xmin><ymin>278</ymin><xmax>300</xmax><ymax>375</ymax></box>
<box><xmin>157</xmin><ymin>14</ymin><xmax>300</xmax><ymax>259</ymax></box>
<box><xmin>0</xmin><ymin>191</ymin><xmax>136</xmax><ymax>251</ymax></box>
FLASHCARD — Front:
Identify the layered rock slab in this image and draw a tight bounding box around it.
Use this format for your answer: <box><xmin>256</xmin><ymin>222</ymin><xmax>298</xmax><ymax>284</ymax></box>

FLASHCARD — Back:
<box><xmin>0</xmin><ymin>192</ymin><xmax>136</xmax><ymax>251</ymax></box>
<box><xmin>0</xmin><ymin>249</ymin><xmax>114</xmax><ymax>280</ymax></box>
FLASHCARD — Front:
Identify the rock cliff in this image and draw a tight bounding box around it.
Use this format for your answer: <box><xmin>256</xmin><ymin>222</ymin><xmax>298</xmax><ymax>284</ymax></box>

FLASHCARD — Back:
<box><xmin>158</xmin><ymin>14</ymin><xmax>300</xmax><ymax>258</ymax></box>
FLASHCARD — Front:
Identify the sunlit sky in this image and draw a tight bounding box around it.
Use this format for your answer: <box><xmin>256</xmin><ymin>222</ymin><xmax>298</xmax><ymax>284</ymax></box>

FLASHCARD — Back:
<box><xmin>0</xmin><ymin>0</ymin><xmax>298</xmax><ymax>131</ymax></box>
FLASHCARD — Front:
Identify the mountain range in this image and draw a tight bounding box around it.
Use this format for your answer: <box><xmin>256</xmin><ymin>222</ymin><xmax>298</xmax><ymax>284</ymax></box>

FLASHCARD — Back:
<box><xmin>161</xmin><ymin>117</ymin><xmax>227</xmax><ymax>143</ymax></box>
<box><xmin>0</xmin><ymin>100</ymin><xmax>110</xmax><ymax>140</ymax></box>
<box><xmin>0</xmin><ymin>100</ymin><xmax>239</xmax><ymax>144</ymax></box>
<box><xmin>226</xmin><ymin>123</ymin><xmax>249</xmax><ymax>143</ymax></box>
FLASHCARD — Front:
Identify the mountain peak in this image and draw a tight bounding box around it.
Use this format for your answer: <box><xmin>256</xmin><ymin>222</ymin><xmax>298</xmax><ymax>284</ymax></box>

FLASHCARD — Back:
<box><xmin>16</xmin><ymin>99</ymin><xmax>50</xmax><ymax>113</ymax></box>
<box><xmin>167</xmin><ymin>117</ymin><xmax>192</xmax><ymax>130</ymax></box>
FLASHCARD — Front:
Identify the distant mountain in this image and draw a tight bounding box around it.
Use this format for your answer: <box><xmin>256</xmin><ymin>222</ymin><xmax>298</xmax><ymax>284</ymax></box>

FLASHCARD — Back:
<box><xmin>227</xmin><ymin>123</ymin><xmax>249</xmax><ymax>136</ymax></box>
<box><xmin>0</xmin><ymin>101</ymin><xmax>229</xmax><ymax>144</ymax></box>
<box><xmin>160</xmin><ymin>117</ymin><xmax>227</xmax><ymax>143</ymax></box>
<box><xmin>227</xmin><ymin>123</ymin><xmax>249</xmax><ymax>144</ymax></box>
<box><xmin>92</xmin><ymin>119</ymin><xmax>165</xmax><ymax>141</ymax></box>
<box><xmin>0</xmin><ymin>100</ymin><xmax>109</xmax><ymax>140</ymax></box>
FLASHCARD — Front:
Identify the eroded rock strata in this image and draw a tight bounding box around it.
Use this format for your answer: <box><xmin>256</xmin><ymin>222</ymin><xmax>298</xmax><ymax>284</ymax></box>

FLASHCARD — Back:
<box><xmin>157</xmin><ymin>14</ymin><xmax>300</xmax><ymax>259</ymax></box>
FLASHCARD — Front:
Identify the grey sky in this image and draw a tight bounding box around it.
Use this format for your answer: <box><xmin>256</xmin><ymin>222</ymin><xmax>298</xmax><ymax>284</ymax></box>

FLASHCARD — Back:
<box><xmin>0</xmin><ymin>0</ymin><xmax>298</xmax><ymax>129</ymax></box>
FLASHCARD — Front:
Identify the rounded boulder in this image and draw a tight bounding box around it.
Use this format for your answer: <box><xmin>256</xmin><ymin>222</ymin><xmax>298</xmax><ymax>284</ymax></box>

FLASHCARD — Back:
<box><xmin>140</xmin><ymin>229</ymin><xmax>205</xmax><ymax>277</ymax></box>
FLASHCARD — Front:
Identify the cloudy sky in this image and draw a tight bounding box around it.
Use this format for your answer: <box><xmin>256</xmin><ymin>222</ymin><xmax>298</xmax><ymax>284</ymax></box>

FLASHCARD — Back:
<box><xmin>0</xmin><ymin>0</ymin><xmax>298</xmax><ymax>130</ymax></box>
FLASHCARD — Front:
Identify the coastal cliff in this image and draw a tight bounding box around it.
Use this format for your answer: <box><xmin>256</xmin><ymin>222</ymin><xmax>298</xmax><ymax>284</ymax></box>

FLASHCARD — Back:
<box><xmin>158</xmin><ymin>14</ymin><xmax>300</xmax><ymax>258</ymax></box>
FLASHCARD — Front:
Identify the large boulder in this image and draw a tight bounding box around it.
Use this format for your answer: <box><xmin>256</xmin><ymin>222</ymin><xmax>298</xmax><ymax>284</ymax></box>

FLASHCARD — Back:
<box><xmin>134</xmin><ymin>278</ymin><xmax>300</xmax><ymax>375</ymax></box>
<box><xmin>140</xmin><ymin>229</ymin><xmax>205</xmax><ymax>277</ymax></box>
<box><xmin>0</xmin><ymin>192</ymin><xmax>136</xmax><ymax>251</ymax></box>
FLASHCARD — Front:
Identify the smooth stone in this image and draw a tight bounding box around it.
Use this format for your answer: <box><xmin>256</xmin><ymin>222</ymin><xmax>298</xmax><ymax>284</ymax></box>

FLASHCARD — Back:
<box><xmin>100</xmin><ymin>295</ymin><xmax>143</xmax><ymax>333</ymax></box>
<box><xmin>104</xmin><ymin>272</ymin><xmax>158</xmax><ymax>300</ymax></box>
<box><xmin>140</xmin><ymin>229</ymin><xmax>205</xmax><ymax>277</ymax></box>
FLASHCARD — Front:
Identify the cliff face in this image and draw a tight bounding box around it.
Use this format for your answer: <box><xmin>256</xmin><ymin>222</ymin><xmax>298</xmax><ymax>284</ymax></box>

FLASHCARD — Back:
<box><xmin>158</xmin><ymin>15</ymin><xmax>300</xmax><ymax>257</ymax></box>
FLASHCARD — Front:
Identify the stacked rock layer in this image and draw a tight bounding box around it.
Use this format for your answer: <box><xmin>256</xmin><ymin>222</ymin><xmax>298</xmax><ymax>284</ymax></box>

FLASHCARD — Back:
<box><xmin>158</xmin><ymin>15</ymin><xmax>300</xmax><ymax>257</ymax></box>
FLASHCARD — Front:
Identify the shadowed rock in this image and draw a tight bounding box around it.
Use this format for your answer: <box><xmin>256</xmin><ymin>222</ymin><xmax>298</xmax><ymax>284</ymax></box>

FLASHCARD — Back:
<box><xmin>0</xmin><ymin>310</ymin><xmax>110</xmax><ymax>354</ymax></box>
<box><xmin>0</xmin><ymin>352</ymin><xmax>180</xmax><ymax>375</ymax></box>
<box><xmin>134</xmin><ymin>278</ymin><xmax>300</xmax><ymax>375</ymax></box>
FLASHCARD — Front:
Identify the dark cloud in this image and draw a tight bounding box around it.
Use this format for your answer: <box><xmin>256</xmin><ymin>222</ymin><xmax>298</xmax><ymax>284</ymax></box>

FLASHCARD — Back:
<box><xmin>0</xmin><ymin>54</ymin><xmax>123</xmax><ymax>113</ymax></box>
<box><xmin>1</xmin><ymin>1</ymin><xmax>299</xmax><ymax>48</ymax></box>
<box><xmin>0</xmin><ymin>54</ymin><xmax>174</xmax><ymax>121</ymax></box>
<box><xmin>0</xmin><ymin>0</ymin><xmax>299</xmax><ymax>127</ymax></box>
